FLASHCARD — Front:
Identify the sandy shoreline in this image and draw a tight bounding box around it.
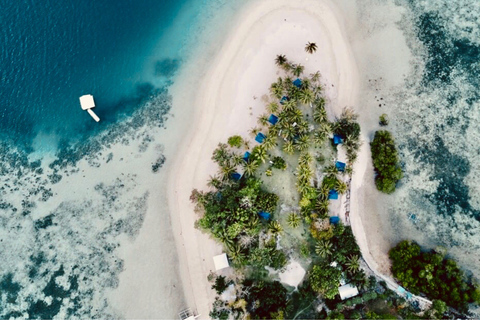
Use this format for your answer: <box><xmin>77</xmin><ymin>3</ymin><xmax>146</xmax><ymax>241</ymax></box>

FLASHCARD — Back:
<box><xmin>165</xmin><ymin>0</ymin><xmax>375</xmax><ymax>316</ymax></box>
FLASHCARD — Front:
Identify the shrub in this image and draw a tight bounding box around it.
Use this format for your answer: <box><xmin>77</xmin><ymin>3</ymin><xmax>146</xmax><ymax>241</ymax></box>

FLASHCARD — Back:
<box><xmin>272</xmin><ymin>156</ymin><xmax>287</xmax><ymax>170</ymax></box>
<box><xmin>389</xmin><ymin>240</ymin><xmax>479</xmax><ymax>311</ymax></box>
<box><xmin>309</xmin><ymin>264</ymin><xmax>342</xmax><ymax>299</ymax></box>
<box><xmin>370</xmin><ymin>130</ymin><xmax>402</xmax><ymax>194</ymax></box>
<box><xmin>212</xmin><ymin>275</ymin><xmax>232</xmax><ymax>295</ymax></box>
<box><xmin>379</xmin><ymin>114</ymin><xmax>389</xmax><ymax>126</ymax></box>
<box><xmin>227</xmin><ymin>135</ymin><xmax>243</xmax><ymax>148</ymax></box>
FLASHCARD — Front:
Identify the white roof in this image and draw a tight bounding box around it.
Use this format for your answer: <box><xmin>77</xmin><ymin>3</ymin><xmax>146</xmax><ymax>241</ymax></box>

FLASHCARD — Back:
<box><xmin>213</xmin><ymin>253</ymin><xmax>229</xmax><ymax>271</ymax></box>
<box><xmin>339</xmin><ymin>283</ymin><xmax>359</xmax><ymax>300</ymax></box>
<box><xmin>79</xmin><ymin>94</ymin><xmax>95</xmax><ymax>110</ymax></box>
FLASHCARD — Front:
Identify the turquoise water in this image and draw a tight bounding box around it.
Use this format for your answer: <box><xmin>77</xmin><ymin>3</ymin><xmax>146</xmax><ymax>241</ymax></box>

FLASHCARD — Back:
<box><xmin>0</xmin><ymin>0</ymin><xmax>189</xmax><ymax>148</ymax></box>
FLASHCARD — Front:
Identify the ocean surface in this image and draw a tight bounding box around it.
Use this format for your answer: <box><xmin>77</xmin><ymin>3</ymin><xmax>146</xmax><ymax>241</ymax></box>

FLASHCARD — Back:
<box><xmin>0</xmin><ymin>0</ymin><xmax>244</xmax><ymax>318</ymax></box>
<box><xmin>1</xmin><ymin>0</ymin><xmax>480</xmax><ymax>318</ymax></box>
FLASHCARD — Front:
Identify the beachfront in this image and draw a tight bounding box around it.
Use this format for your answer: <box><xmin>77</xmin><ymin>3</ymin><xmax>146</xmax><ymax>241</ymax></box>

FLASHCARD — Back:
<box><xmin>166</xmin><ymin>0</ymin><xmax>382</xmax><ymax>316</ymax></box>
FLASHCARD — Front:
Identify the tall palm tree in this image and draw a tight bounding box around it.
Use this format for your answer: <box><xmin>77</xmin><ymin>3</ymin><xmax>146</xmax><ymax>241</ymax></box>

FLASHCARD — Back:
<box><xmin>299</xmin><ymin>88</ymin><xmax>315</xmax><ymax>107</ymax></box>
<box><xmin>269</xmin><ymin>221</ymin><xmax>283</xmax><ymax>235</ymax></box>
<box><xmin>315</xmin><ymin>239</ymin><xmax>333</xmax><ymax>258</ymax></box>
<box><xmin>310</xmin><ymin>71</ymin><xmax>321</xmax><ymax>83</ymax></box>
<box><xmin>257</xmin><ymin>113</ymin><xmax>269</xmax><ymax>127</ymax></box>
<box><xmin>229</xmin><ymin>244</ymin><xmax>246</xmax><ymax>265</ymax></box>
<box><xmin>207</xmin><ymin>175</ymin><xmax>222</xmax><ymax>189</ymax></box>
<box><xmin>305</xmin><ymin>42</ymin><xmax>318</xmax><ymax>54</ymax></box>
<box><xmin>287</xmin><ymin>213</ymin><xmax>301</xmax><ymax>228</ymax></box>
<box><xmin>282</xmin><ymin>140</ymin><xmax>295</xmax><ymax>155</ymax></box>
<box><xmin>318</xmin><ymin>122</ymin><xmax>332</xmax><ymax>136</ymax></box>
<box><xmin>262</xmin><ymin>135</ymin><xmax>277</xmax><ymax>151</ymax></box>
<box><xmin>295</xmin><ymin>135</ymin><xmax>310</xmax><ymax>152</ymax></box>
<box><xmin>267</xmin><ymin>102</ymin><xmax>279</xmax><ymax>114</ymax></box>
<box><xmin>335</xmin><ymin>180</ymin><xmax>348</xmax><ymax>194</ymax></box>
<box><xmin>217</xmin><ymin>230</ymin><xmax>235</xmax><ymax>249</ymax></box>
<box><xmin>346</xmin><ymin>255</ymin><xmax>360</xmax><ymax>274</ymax></box>
<box><xmin>318</xmin><ymin>185</ymin><xmax>330</xmax><ymax>201</ymax></box>
<box><xmin>275</xmin><ymin>54</ymin><xmax>287</xmax><ymax>66</ymax></box>
<box><xmin>298</xmin><ymin>152</ymin><xmax>313</xmax><ymax>166</ymax></box>
<box><xmin>325</xmin><ymin>165</ymin><xmax>338</xmax><ymax>177</ymax></box>
<box><xmin>243</xmin><ymin>160</ymin><xmax>259</xmax><ymax>177</ymax></box>
<box><xmin>316</xmin><ymin>199</ymin><xmax>330</xmax><ymax>213</ymax></box>
<box><xmin>313</xmin><ymin>107</ymin><xmax>327</xmax><ymax>123</ymax></box>
<box><xmin>249</xmin><ymin>126</ymin><xmax>261</xmax><ymax>137</ymax></box>
<box><xmin>292</xmin><ymin>64</ymin><xmax>305</xmax><ymax>77</ymax></box>
<box><xmin>270</xmin><ymin>82</ymin><xmax>283</xmax><ymax>99</ymax></box>
<box><xmin>313</xmin><ymin>131</ymin><xmax>326</xmax><ymax>147</ymax></box>
<box><xmin>219</xmin><ymin>165</ymin><xmax>235</xmax><ymax>181</ymax></box>
<box><xmin>254</xmin><ymin>145</ymin><xmax>268</xmax><ymax>163</ymax></box>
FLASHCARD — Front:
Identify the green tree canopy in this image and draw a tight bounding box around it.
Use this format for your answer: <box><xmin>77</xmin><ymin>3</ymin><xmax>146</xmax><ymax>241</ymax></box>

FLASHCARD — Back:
<box><xmin>370</xmin><ymin>130</ymin><xmax>402</xmax><ymax>194</ymax></box>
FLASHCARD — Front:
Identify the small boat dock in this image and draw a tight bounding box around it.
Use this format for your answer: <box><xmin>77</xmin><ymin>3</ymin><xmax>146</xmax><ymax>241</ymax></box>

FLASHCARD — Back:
<box><xmin>79</xmin><ymin>94</ymin><xmax>100</xmax><ymax>122</ymax></box>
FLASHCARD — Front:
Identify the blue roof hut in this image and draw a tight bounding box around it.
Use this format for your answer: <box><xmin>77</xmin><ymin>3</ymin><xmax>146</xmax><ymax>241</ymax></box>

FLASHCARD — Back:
<box><xmin>330</xmin><ymin>216</ymin><xmax>340</xmax><ymax>225</ymax></box>
<box><xmin>280</xmin><ymin>96</ymin><xmax>289</xmax><ymax>105</ymax></box>
<box><xmin>328</xmin><ymin>190</ymin><xmax>339</xmax><ymax>200</ymax></box>
<box><xmin>243</xmin><ymin>151</ymin><xmax>251</xmax><ymax>162</ymax></box>
<box><xmin>258</xmin><ymin>211</ymin><xmax>271</xmax><ymax>220</ymax></box>
<box><xmin>268</xmin><ymin>114</ymin><xmax>279</xmax><ymax>125</ymax></box>
<box><xmin>335</xmin><ymin>161</ymin><xmax>346</xmax><ymax>172</ymax></box>
<box><xmin>231</xmin><ymin>172</ymin><xmax>242</xmax><ymax>181</ymax></box>
<box><xmin>293</xmin><ymin>78</ymin><xmax>302</xmax><ymax>88</ymax></box>
<box><xmin>255</xmin><ymin>132</ymin><xmax>266</xmax><ymax>143</ymax></box>
<box><xmin>333</xmin><ymin>134</ymin><xmax>343</xmax><ymax>145</ymax></box>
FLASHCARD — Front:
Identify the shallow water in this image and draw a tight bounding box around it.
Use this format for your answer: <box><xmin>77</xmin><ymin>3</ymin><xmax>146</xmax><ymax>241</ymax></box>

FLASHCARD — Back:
<box><xmin>339</xmin><ymin>0</ymin><xmax>480</xmax><ymax>277</ymax></box>
<box><xmin>0</xmin><ymin>0</ymin><xmax>246</xmax><ymax>317</ymax></box>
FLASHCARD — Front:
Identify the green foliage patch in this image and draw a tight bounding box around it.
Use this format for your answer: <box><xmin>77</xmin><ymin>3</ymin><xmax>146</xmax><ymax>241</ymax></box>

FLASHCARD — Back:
<box><xmin>389</xmin><ymin>240</ymin><xmax>480</xmax><ymax>311</ymax></box>
<box><xmin>370</xmin><ymin>130</ymin><xmax>402</xmax><ymax>194</ymax></box>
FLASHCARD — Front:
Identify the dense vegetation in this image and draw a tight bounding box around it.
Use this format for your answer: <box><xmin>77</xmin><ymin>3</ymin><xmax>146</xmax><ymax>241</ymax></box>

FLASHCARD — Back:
<box><xmin>194</xmin><ymin>53</ymin><xmax>426</xmax><ymax>319</ymax></box>
<box><xmin>370</xmin><ymin>130</ymin><xmax>402</xmax><ymax>194</ymax></box>
<box><xmin>389</xmin><ymin>240</ymin><xmax>480</xmax><ymax>312</ymax></box>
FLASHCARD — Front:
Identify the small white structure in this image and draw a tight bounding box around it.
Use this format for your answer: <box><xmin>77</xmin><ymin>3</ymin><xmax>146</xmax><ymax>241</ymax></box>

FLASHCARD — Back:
<box><xmin>279</xmin><ymin>260</ymin><xmax>306</xmax><ymax>288</ymax></box>
<box><xmin>79</xmin><ymin>94</ymin><xmax>100</xmax><ymax>122</ymax></box>
<box><xmin>339</xmin><ymin>283</ymin><xmax>359</xmax><ymax>300</ymax></box>
<box><xmin>213</xmin><ymin>253</ymin><xmax>230</xmax><ymax>271</ymax></box>
<box><xmin>178</xmin><ymin>308</ymin><xmax>200</xmax><ymax>320</ymax></box>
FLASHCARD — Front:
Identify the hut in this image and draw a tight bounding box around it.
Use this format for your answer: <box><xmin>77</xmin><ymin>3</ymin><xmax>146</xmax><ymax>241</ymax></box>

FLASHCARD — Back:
<box><xmin>79</xmin><ymin>94</ymin><xmax>100</xmax><ymax>122</ymax></box>
<box><xmin>268</xmin><ymin>114</ymin><xmax>279</xmax><ymax>125</ymax></box>
<box><xmin>243</xmin><ymin>151</ymin><xmax>251</xmax><ymax>162</ymax></box>
<box><xmin>335</xmin><ymin>161</ymin><xmax>346</xmax><ymax>172</ymax></box>
<box><xmin>293</xmin><ymin>78</ymin><xmax>302</xmax><ymax>88</ymax></box>
<box><xmin>333</xmin><ymin>134</ymin><xmax>343</xmax><ymax>145</ymax></box>
<box><xmin>339</xmin><ymin>283</ymin><xmax>359</xmax><ymax>300</ymax></box>
<box><xmin>258</xmin><ymin>211</ymin><xmax>271</xmax><ymax>220</ymax></box>
<box><xmin>255</xmin><ymin>132</ymin><xmax>266</xmax><ymax>143</ymax></box>
<box><xmin>330</xmin><ymin>216</ymin><xmax>340</xmax><ymax>225</ymax></box>
<box><xmin>328</xmin><ymin>190</ymin><xmax>339</xmax><ymax>200</ymax></box>
<box><xmin>213</xmin><ymin>253</ymin><xmax>230</xmax><ymax>271</ymax></box>
<box><xmin>280</xmin><ymin>96</ymin><xmax>289</xmax><ymax>105</ymax></box>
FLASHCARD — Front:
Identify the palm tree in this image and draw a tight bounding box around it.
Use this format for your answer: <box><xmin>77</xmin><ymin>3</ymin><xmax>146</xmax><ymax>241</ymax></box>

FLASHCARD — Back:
<box><xmin>207</xmin><ymin>175</ymin><xmax>222</xmax><ymax>189</ymax></box>
<box><xmin>243</xmin><ymin>160</ymin><xmax>259</xmax><ymax>177</ymax></box>
<box><xmin>217</xmin><ymin>230</ymin><xmax>235</xmax><ymax>249</ymax></box>
<box><xmin>249</xmin><ymin>126</ymin><xmax>261</xmax><ymax>137</ymax></box>
<box><xmin>313</xmin><ymin>107</ymin><xmax>327</xmax><ymax>123</ymax></box>
<box><xmin>282</xmin><ymin>141</ymin><xmax>295</xmax><ymax>155</ymax></box>
<box><xmin>275</xmin><ymin>54</ymin><xmax>287</xmax><ymax>66</ymax></box>
<box><xmin>287</xmin><ymin>213</ymin><xmax>301</xmax><ymax>228</ymax></box>
<box><xmin>318</xmin><ymin>185</ymin><xmax>330</xmax><ymax>201</ymax></box>
<box><xmin>310</xmin><ymin>71</ymin><xmax>321</xmax><ymax>83</ymax></box>
<box><xmin>267</xmin><ymin>102</ymin><xmax>279</xmax><ymax>114</ymax></box>
<box><xmin>316</xmin><ymin>199</ymin><xmax>330</xmax><ymax>213</ymax></box>
<box><xmin>346</xmin><ymin>255</ymin><xmax>360</xmax><ymax>274</ymax></box>
<box><xmin>254</xmin><ymin>145</ymin><xmax>268</xmax><ymax>163</ymax></box>
<box><xmin>298</xmin><ymin>152</ymin><xmax>313</xmax><ymax>166</ymax></box>
<box><xmin>299</xmin><ymin>88</ymin><xmax>315</xmax><ymax>107</ymax></box>
<box><xmin>318</xmin><ymin>122</ymin><xmax>332</xmax><ymax>136</ymax></box>
<box><xmin>335</xmin><ymin>179</ymin><xmax>348</xmax><ymax>194</ymax></box>
<box><xmin>292</xmin><ymin>64</ymin><xmax>305</xmax><ymax>77</ymax></box>
<box><xmin>305</xmin><ymin>42</ymin><xmax>318</xmax><ymax>54</ymax></box>
<box><xmin>229</xmin><ymin>244</ymin><xmax>246</xmax><ymax>265</ymax></box>
<box><xmin>219</xmin><ymin>165</ymin><xmax>235</xmax><ymax>181</ymax></box>
<box><xmin>315</xmin><ymin>239</ymin><xmax>333</xmax><ymax>258</ymax></box>
<box><xmin>269</xmin><ymin>221</ymin><xmax>283</xmax><ymax>235</ymax></box>
<box><xmin>270</xmin><ymin>82</ymin><xmax>283</xmax><ymax>99</ymax></box>
<box><xmin>231</xmin><ymin>153</ymin><xmax>244</xmax><ymax>166</ymax></box>
<box><xmin>313</xmin><ymin>131</ymin><xmax>325</xmax><ymax>147</ymax></box>
<box><xmin>325</xmin><ymin>165</ymin><xmax>338</xmax><ymax>177</ymax></box>
<box><xmin>295</xmin><ymin>135</ymin><xmax>310</xmax><ymax>152</ymax></box>
<box><xmin>257</xmin><ymin>113</ymin><xmax>269</xmax><ymax>127</ymax></box>
<box><xmin>262</xmin><ymin>135</ymin><xmax>277</xmax><ymax>151</ymax></box>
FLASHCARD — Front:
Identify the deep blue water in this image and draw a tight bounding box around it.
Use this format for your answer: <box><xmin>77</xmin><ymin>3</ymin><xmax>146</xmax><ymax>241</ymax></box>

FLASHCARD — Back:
<box><xmin>0</xmin><ymin>0</ymin><xmax>189</xmax><ymax>148</ymax></box>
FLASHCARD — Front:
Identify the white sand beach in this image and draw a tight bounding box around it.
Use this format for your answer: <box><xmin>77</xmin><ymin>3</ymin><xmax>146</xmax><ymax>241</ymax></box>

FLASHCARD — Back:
<box><xmin>164</xmin><ymin>0</ymin><xmax>387</xmax><ymax>317</ymax></box>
